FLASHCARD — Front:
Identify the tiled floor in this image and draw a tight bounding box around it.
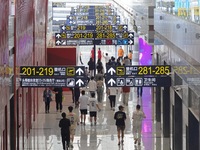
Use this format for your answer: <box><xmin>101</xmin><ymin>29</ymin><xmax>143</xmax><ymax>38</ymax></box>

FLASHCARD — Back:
<box><xmin>24</xmin><ymin>87</ymin><xmax>167</xmax><ymax>150</ymax></box>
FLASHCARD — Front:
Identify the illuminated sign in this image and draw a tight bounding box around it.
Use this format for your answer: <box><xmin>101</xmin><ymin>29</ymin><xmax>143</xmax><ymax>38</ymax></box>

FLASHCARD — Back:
<box><xmin>95</xmin><ymin>32</ymin><xmax>116</xmax><ymax>39</ymax></box>
<box><xmin>107</xmin><ymin>65</ymin><xmax>171</xmax><ymax>76</ymax></box>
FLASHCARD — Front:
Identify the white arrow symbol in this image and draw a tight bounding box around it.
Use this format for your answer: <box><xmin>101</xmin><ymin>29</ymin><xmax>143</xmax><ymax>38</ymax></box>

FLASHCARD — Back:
<box><xmin>108</xmin><ymin>67</ymin><xmax>116</xmax><ymax>75</ymax></box>
<box><xmin>56</xmin><ymin>34</ymin><xmax>61</xmax><ymax>38</ymax></box>
<box><xmin>76</xmin><ymin>79</ymin><xmax>84</xmax><ymax>86</ymax></box>
<box><xmin>128</xmin><ymin>33</ymin><xmax>134</xmax><ymax>38</ymax></box>
<box><xmin>123</xmin><ymin>25</ymin><xmax>127</xmax><ymax>29</ymax></box>
<box><xmin>128</xmin><ymin>40</ymin><xmax>133</xmax><ymax>45</ymax></box>
<box><xmin>108</xmin><ymin>78</ymin><xmax>116</xmax><ymax>86</ymax></box>
<box><xmin>76</xmin><ymin>68</ymin><xmax>84</xmax><ymax>75</ymax></box>
<box><xmin>62</xmin><ymin>26</ymin><xmax>65</xmax><ymax>30</ymax></box>
<box><xmin>56</xmin><ymin>40</ymin><xmax>61</xmax><ymax>45</ymax></box>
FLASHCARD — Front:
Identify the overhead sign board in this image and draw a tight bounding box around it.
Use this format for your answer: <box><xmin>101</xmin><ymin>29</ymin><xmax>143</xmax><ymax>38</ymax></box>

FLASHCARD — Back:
<box><xmin>55</xmin><ymin>31</ymin><xmax>134</xmax><ymax>46</ymax></box>
<box><xmin>60</xmin><ymin>25</ymin><xmax>128</xmax><ymax>33</ymax></box>
<box><xmin>20</xmin><ymin>66</ymin><xmax>86</xmax><ymax>87</ymax></box>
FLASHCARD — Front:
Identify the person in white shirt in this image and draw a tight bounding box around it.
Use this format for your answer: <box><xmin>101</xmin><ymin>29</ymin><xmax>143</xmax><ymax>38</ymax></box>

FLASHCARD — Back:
<box><xmin>132</xmin><ymin>105</ymin><xmax>146</xmax><ymax>145</ymax></box>
<box><xmin>108</xmin><ymin>87</ymin><xmax>118</xmax><ymax>111</ymax></box>
<box><xmin>88</xmin><ymin>92</ymin><xmax>101</xmax><ymax>126</ymax></box>
<box><xmin>103</xmin><ymin>53</ymin><xmax>110</xmax><ymax>70</ymax></box>
<box><xmin>78</xmin><ymin>90</ymin><xmax>89</xmax><ymax>125</ymax></box>
<box><xmin>66</xmin><ymin>106</ymin><xmax>79</xmax><ymax>148</ymax></box>
<box><xmin>87</xmin><ymin>76</ymin><xmax>97</xmax><ymax>97</ymax></box>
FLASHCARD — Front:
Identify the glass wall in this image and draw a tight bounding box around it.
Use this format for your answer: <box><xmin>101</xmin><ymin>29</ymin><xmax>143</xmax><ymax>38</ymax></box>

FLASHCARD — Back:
<box><xmin>156</xmin><ymin>0</ymin><xmax>200</xmax><ymax>24</ymax></box>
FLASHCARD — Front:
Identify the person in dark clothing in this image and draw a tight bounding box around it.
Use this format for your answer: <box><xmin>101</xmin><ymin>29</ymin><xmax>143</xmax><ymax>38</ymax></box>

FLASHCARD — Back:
<box><xmin>74</xmin><ymin>87</ymin><xmax>80</xmax><ymax>108</ymax></box>
<box><xmin>69</xmin><ymin>87</ymin><xmax>74</xmax><ymax>103</ymax></box>
<box><xmin>137</xmin><ymin>87</ymin><xmax>143</xmax><ymax>98</ymax></box>
<box><xmin>88</xmin><ymin>58</ymin><xmax>95</xmax><ymax>77</ymax></box>
<box><xmin>114</xmin><ymin>105</ymin><xmax>126</xmax><ymax>145</ymax></box>
<box><xmin>53</xmin><ymin>87</ymin><xmax>63</xmax><ymax>112</ymax></box>
<box><xmin>96</xmin><ymin>59</ymin><xmax>103</xmax><ymax>74</ymax></box>
<box><xmin>59</xmin><ymin>112</ymin><xmax>71</xmax><ymax>150</ymax></box>
<box><xmin>43</xmin><ymin>88</ymin><xmax>52</xmax><ymax>113</ymax></box>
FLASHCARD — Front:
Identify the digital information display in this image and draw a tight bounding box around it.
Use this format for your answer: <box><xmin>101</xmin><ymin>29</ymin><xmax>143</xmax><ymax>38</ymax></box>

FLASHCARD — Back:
<box><xmin>106</xmin><ymin>65</ymin><xmax>171</xmax><ymax>76</ymax></box>
<box><xmin>105</xmin><ymin>76</ymin><xmax>171</xmax><ymax>87</ymax></box>
<box><xmin>20</xmin><ymin>66</ymin><xmax>85</xmax><ymax>77</ymax></box>
<box><xmin>20</xmin><ymin>77</ymin><xmax>86</xmax><ymax>87</ymax></box>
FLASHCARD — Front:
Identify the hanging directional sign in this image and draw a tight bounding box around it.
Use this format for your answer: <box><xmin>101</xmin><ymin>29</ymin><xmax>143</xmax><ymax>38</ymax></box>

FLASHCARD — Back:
<box><xmin>106</xmin><ymin>76</ymin><xmax>171</xmax><ymax>87</ymax></box>
<box><xmin>60</xmin><ymin>25</ymin><xmax>128</xmax><ymax>33</ymax></box>
<box><xmin>20</xmin><ymin>77</ymin><xmax>86</xmax><ymax>87</ymax></box>
<box><xmin>106</xmin><ymin>65</ymin><xmax>171</xmax><ymax>76</ymax></box>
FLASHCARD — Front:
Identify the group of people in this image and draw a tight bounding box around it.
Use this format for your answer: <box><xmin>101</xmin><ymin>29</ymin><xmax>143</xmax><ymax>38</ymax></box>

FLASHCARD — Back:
<box><xmin>59</xmin><ymin>90</ymin><xmax>101</xmax><ymax>150</ymax></box>
<box><xmin>58</xmin><ymin>94</ymin><xmax>146</xmax><ymax>150</ymax></box>
<box><xmin>87</xmin><ymin>46</ymin><xmax>133</xmax><ymax>78</ymax></box>
<box><xmin>43</xmin><ymin>87</ymin><xmax>63</xmax><ymax>113</ymax></box>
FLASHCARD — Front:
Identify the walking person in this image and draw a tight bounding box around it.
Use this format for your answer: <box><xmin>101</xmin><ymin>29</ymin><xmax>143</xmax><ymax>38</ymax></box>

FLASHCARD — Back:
<box><xmin>114</xmin><ymin>105</ymin><xmax>126</xmax><ymax>146</ymax></box>
<box><xmin>88</xmin><ymin>57</ymin><xmax>95</xmax><ymax>77</ymax></box>
<box><xmin>122</xmin><ymin>86</ymin><xmax>130</xmax><ymax>106</ymax></box>
<box><xmin>59</xmin><ymin>112</ymin><xmax>71</xmax><ymax>150</ymax></box>
<box><xmin>108</xmin><ymin>87</ymin><xmax>118</xmax><ymax>111</ymax></box>
<box><xmin>96</xmin><ymin>77</ymin><xmax>104</xmax><ymax>103</ymax></box>
<box><xmin>74</xmin><ymin>87</ymin><xmax>80</xmax><ymax>108</ymax></box>
<box><xmin>132</xmin><ymin>104</ymin><xmax>146</xmax><ymax>145</ymax></box>
<box><xmin>97</xmin><ymin>47</ymin><xmax>102</xmax><ymax>60</ymax></box>
<box><xmin>66</xmin><ymin>106</ymin><xmax>79</xmax><ymax>148</ymax></box>
<box><xmin>128</xmin><ymin>50</ymin><xmax>132</xmax><ymax>64</ymax></box>
<box><xmin>137</xmin><ymin>87</ymin><xmax>143</xmax><ymax>98</ymax></box>
<box><xmin>53</xmin><ymin>87</ymin><xmax>63</xmax><ymax>112</ymax></box>
<box><xmin>87</xmin><ymin>76</ymin><xmax>97</xmax><ymax>97</ymax></box>
<box><xmin>103</xmin><ymin>52</ymin><xmax>110</xmax><ymax>70</ymax></box>
<box><xmin>88</xmin><ymin>92</ymin><xmax>101</xmax><ymax>126</ymax></box>
<box><xmin>78</xmin><ymin>90</ymin><xmax>89</xmax><ymax>125</ymax></box>
<box><xmin>118</xmin><ymin>46</ymin><xmax>124</xmax><ymax>62</ymax></box>
<box><xmin>43</xmin><ymin>87</ymin><xmax>52</xmax><ymax>113</ymax></box>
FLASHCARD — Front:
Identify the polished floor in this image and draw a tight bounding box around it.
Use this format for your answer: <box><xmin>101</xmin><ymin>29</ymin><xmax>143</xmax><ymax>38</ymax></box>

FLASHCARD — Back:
<box><xmin>24</xmin><ymin>47</ymin><xmax>170</xmax><ymax>150</ymax></box>
<box><xmin>24</xmin><ymin>87</ymin><xmax>168</xmax><ymax>150</ymax></box>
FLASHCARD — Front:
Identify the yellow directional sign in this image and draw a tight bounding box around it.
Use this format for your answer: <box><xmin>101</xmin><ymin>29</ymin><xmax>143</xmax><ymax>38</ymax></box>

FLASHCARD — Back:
<box><xmin>61</xmin><ymin>33</ymin><xmax>67</xmax><ymax>38</ymax></box>
<box><xmin>116</xmin><ymin>67</ymin><xmax>125</xmax><ymax>76</ymax></box>
<box><xmin>67</xmin><ymin>67</ymin><xmax>75</xmax><ymax>76</ymax></box>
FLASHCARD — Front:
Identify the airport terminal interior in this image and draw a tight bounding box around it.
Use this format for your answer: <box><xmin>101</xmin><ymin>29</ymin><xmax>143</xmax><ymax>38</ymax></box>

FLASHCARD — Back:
<box><xmin>1</xmin><ymin>0</ymin><xmax>200</xmax><ymax>150</ymax></box>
